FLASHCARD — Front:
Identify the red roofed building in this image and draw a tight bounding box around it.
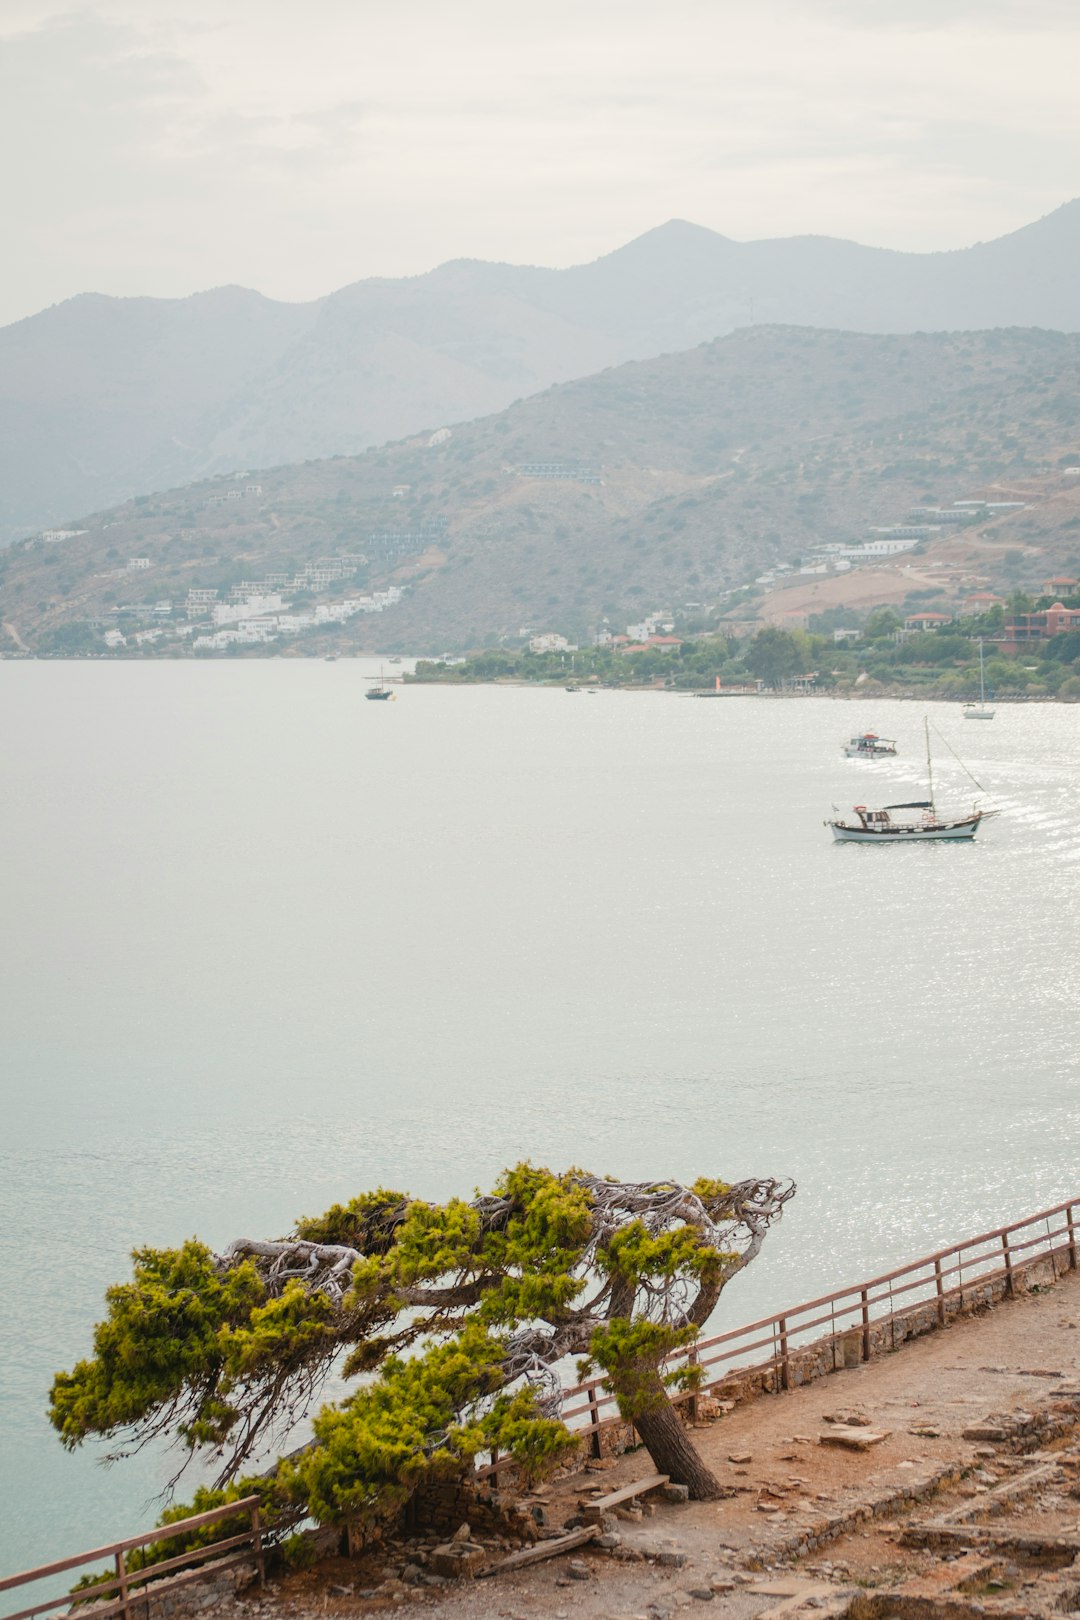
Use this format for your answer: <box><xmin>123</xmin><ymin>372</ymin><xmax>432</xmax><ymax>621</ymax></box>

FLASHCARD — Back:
<box><xmin>1045</xmin><ymin>577</ymin><xmax>1078</xmax><ymax>594</ymax></box>
<box><xmin>904</xmin><ymin>611</ymin><xmax>954</xmax><ymax>631</ymax></box>
<box><xmin>999</xmin><ymin>602</ymin><xmax>1080</xmax><ymax>654</ymax></box>
<box><xmin>960</xmin><ymin>592</ymin><xmax>1006</xmax><ymax>616</ymax></box>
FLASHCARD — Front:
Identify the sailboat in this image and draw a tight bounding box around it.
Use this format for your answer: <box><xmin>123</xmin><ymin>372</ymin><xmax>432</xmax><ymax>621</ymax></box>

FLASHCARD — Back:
<box><xmin>964</xmin><ymin>640</ymin><xmax>995</xmax><ymax>720</ymax></box>
<box><xmin>365</xmin><ymin>667</ymin><xmax>394</xmax><ymax>701</ymax></box>
<box><xmin>826</xmin><ymin>718</ymin><xmax>994</xmax><ymax>842</ymax></box>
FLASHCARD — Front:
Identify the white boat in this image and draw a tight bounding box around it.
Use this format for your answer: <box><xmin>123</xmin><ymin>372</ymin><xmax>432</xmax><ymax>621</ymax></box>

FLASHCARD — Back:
<box><xmin>827</xmin><ymin>718</ymin><xmax>993</xmax><ymax>842</ymax></box>
<box><xmin>843</xmin><ymin>732</ymin><xmax>897</xmax><ymax>759</ymax></box>
<box><xmin>828</xmin><ymin>803</ymin><xmax>984</xmax><ymax>841</ymax></box>
<box><xmin>964</xmin><ymin>640</ymin><xmax>995</xmax><ymax>720</ymax></box>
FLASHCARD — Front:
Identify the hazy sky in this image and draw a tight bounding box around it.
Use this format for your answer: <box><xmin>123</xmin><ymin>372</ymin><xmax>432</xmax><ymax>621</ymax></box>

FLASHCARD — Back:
<box><xmin>1</xmin><ymin>0</ymin><xmax>1078</xmax><ymax>327</ymax></box>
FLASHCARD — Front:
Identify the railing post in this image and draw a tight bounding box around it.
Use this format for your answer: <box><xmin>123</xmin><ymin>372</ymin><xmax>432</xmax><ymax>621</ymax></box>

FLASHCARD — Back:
<box><xmin>934</xmin><ymin>1256</ymin><xmax>945</xmax><ymax>1327</ymax></box>
<box><xmin>687</xmin><ymin>1347</ymin><xmax>700</xmax><ymax>1420</ymax></box>
<box><xmin>251</xmin><ymin>1501</ymin><xmax>265</xmax><ymax>1587</ymax></box>
<box><xmin>777</xmin><ymin>1316</ymin><xmax>790</xmax><ymax>1391</ymax></box>
<box><xmin>114</xmin><ymin>1549</ymin><xmax>130</xmax><ymax>1620</ymax></box>
<box><xmin>1068</xmin><ymin>1205</ymin><xmax>1077</xmax><ymax>1272</ymax></box>
<box><xmin>861</xmin><ymin>1289</ymin><xmax>870</xmax><ymax>1361</ymax></box>
<box><xmin>1002</xmin><ymin>1230</ymin><xmax>1014</xmax><ymax>1297</ymax></box>
<box><xmin>587</xmin><ymin>1386</ymin><xmax>603</xmax><ymax>1459</ymax></box>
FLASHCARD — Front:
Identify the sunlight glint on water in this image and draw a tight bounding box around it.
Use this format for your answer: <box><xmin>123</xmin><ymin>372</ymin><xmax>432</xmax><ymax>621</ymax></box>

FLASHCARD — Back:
<box><xmin>1</xmin><ymin>664</ymin><xmax>1078</xmax><ymax>1572</ymax></box>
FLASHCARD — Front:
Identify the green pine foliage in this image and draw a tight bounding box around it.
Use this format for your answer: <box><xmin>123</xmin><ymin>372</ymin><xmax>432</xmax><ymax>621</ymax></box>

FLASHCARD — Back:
<box><xmin>52</xmin><ymin>1165</ymin><xmax>791</xmax><ymax>1533</ymax></box>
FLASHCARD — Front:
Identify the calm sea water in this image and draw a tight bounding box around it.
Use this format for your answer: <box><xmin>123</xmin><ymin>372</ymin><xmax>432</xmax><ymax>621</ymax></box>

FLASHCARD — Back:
<box><xmin>2</xmin><ymin>663</ymin><xmax>1079</xmax><ymax>1575</ymax></box>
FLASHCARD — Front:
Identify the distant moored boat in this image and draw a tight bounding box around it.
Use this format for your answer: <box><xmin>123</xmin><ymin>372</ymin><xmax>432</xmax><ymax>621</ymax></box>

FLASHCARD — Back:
<box><xmin>964</xmin><ymin>639</ymin><xmax>995</xmax><ymax>720</ymax></box>
<box><xmin>843</xmin><ymin>732</ymin><xmax>897</xmax><ymax>758</ymax></box>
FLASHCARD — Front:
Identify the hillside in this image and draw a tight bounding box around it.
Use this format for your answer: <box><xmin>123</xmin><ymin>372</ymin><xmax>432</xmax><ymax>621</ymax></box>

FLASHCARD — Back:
<box><xmin>4</xmin><ymin>325</ymin><xmax>1080</xmax><ymax>656</ymax></box>
<box><xmin>5</xmin><ymin>201</ymin><xmax>1080</xmax><ymax>541</ymax></box>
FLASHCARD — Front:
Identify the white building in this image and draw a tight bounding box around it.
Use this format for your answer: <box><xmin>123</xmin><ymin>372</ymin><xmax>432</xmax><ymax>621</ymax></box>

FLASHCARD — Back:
<box><xmin>212</xmin><ymin>594</ymin><xmax>285</xmax><ymax>626</ymax></box>
<box><xmin>186</xmin><ymin>588</ymin><xmax>219</xmax><ymax>617</ymax></box>
<box><xmin>837</xmin><ymin>536</ymin><xmax>924</xmax><ymax>562</ymax></box>
<box><xmin>529</xmin><ymin>633</ymin><xmax>575</xmax><ymax>653</ymax></box>
<box><xmin>127</xmin><ymin>557</ymin><xmax>151</xmax><ymax>570</ymax></box>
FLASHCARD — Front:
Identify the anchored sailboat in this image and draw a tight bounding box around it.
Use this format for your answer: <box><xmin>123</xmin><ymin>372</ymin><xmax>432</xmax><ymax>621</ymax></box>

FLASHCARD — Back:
<box><xmin>964</xmin><ymin>640</ymin><xmax>995</xmax><ymax>720</ymax></box>
<box><xmin>365</xmin><ymin>667</ymin><xmax>394</xmax><ymax>701</ymax></box>
<box><xmin>827</xmin><ymin>718</ymin><xmax>994</xmax><ymax>842</ymax></box>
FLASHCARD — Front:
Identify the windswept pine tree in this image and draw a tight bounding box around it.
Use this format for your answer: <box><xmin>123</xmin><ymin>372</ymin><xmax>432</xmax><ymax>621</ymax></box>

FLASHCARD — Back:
<box><xmin>52</xmin><ymin>1166</ymin><xmax>793</xmax><ymax>1522</ymax></box>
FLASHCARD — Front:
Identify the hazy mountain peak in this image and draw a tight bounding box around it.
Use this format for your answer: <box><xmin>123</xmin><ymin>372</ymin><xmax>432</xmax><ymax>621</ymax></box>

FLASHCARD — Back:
<box><xmin>5</xmin><ymin>203</ymin><xmax>1080</xmax><ymax>540</ymax></box>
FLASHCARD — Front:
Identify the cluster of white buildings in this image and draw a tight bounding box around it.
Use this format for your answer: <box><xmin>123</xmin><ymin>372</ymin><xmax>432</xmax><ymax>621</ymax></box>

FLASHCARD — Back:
<box><xmin>225</xmin><ymin>557</ymin><xmax>367</xmax><ymax>601</ymax></box>
<box><xmin>528</xmin><ymin>632</ymin><xmax>577</xmax><ymax>653</ymax></box>
<box><xmin>624</xmin><ymin>613</ymin><xmax>676</xmax><ymax>641</ymax></box>
<box><xmin>191</xmin><ymin>588</ymin><xmax>404</xmax><ymax>651</ymax></box>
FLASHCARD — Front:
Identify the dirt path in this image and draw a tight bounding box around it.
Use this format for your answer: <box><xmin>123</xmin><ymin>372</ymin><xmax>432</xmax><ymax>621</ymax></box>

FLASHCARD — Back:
<box><xmin>212</xmin><ymin>1268</ymin><xmax>1080</xmax><ymax>1620</ymax></box>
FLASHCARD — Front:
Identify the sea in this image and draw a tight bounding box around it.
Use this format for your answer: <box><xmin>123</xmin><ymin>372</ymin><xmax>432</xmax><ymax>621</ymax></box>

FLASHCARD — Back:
<box><xmin>2</xmin><ymin>661</ymin><xmax>1079</xmax><ymax>1577</ymax></box>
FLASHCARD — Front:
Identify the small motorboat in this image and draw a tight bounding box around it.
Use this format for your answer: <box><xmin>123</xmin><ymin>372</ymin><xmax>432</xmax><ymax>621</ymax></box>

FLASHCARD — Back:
<box><xmin>843</xmin><ymin>732</ymin><xmax>897</xmax><ymax>759</ymax></box>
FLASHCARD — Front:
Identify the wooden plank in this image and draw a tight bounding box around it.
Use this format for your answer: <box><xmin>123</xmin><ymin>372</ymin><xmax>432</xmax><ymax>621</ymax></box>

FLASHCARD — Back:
<box><xmin>480</xmin><ymin>1527</ymin><xmax>598</xmax><ymax>1577</ymax></box>
<box><xmin>582</xmin><ymin>1473</ymin><xmax>669</xmax><ymax>1520</ymax></box>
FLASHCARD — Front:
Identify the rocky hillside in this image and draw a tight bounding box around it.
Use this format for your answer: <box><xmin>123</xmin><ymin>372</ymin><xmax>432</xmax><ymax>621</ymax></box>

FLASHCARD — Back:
<box><xmin>4</xmin><ymin>325</ymin><xmax>1080</xmax><ymax>655</ymax></box>
<box><xmin>5</xmin><ymin>201</ymin><xmax>1080</xmax><ymax>541</ymax></box>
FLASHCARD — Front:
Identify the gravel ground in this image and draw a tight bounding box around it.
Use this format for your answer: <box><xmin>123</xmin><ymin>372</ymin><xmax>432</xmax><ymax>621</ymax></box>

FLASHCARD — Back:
<box><xmin>204</xmin><ymin>1267</ymin><xmax>1080</xmax><ymax>1620</ymax></box>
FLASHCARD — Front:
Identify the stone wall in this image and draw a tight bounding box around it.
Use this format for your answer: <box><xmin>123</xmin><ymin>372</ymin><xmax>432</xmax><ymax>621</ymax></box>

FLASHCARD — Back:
<box><xmin>409</xmin><ymin>1478</ymin><xmax>539</xmax><ymax>1545</ymax></box>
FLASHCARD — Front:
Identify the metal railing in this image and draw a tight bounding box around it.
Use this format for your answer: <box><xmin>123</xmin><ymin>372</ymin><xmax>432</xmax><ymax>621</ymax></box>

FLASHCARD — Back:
<box><xmin>6</xmin><ymin>1196</ymin><xmax>1078</xmax><ymax>1609</ymax></box>
<box><xmin>484</xmin><ymin>1194</ymin><xmax>1080</xmax><ymax>1472</ymax></box>
<box><xmin>0</xmin><ymin>1496</ymin><xmax>264</xmax><ymax>1620</ymax></box>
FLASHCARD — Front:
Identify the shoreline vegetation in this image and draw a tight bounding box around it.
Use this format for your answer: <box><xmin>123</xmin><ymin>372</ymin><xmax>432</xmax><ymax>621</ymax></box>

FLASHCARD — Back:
<box><xmin>408</xmin><ymin>599</ymin><xmax>1080</xmax><ymax>701</ymax></box>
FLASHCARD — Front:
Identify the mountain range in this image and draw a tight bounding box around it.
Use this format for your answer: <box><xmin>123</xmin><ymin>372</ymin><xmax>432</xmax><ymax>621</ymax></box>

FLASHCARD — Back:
<box><xmin>5</xmin><ymin>324</ymin><xmax>1080</xmax><ymax>655</ymax></box>
<box><xmin>4</xmin><ymin>200</ymin><xmax>1080</xmax><ymax>543</ymax></box>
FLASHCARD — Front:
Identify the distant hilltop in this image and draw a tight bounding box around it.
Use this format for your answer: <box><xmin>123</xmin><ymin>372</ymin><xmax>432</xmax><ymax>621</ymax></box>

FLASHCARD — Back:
<box><xmin>4</xmin><ymin>200</ymin><xmax>1080</xmax><ymax>541</ymax></box>
<box><xmin>5</xmin><ymin>325</ymin><xmax>1080</xmax><ymax>658</ymax></box>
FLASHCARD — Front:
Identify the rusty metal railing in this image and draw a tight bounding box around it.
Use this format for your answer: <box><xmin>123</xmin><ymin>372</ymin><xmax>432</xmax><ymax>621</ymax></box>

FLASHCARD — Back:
<box><xmin>482</xmin><ymin>1194</ymin><xmax>1080</xmax><ymax>1475</ymax></box>
<box><xmin>0</xmin><ymin>1496</ymin><xmax>264</xmax><ymax>1620</ymax></box>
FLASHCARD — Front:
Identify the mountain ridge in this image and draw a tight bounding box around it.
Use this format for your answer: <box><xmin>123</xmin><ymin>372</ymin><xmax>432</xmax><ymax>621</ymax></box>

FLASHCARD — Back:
<box><xmin>5</xmin><ymin>201</ymin><xmax>1080</xmax><ymax>543</ymax></box>
<box><xmin>5</xmin><ymin>322</ymin><xmax>1080</xmax><ymax>657</ymax></box>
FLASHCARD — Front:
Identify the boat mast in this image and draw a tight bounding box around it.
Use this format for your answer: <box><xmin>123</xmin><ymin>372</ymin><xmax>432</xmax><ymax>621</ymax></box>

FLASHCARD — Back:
<box><xmin>979</xmin><ymin>639</ymin><xmax>986</xmax><ymax>707</ymax></box>
<box><xmin>925</xmin><ymin>715</ymin><xmax>935</xmax><ymax>812</ymax></box>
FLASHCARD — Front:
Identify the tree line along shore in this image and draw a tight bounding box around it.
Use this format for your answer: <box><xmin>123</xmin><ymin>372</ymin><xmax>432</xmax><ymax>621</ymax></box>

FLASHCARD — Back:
<box><xmin>408</xmin><ymin>597</ymin><xmax>1080</xmax><ymax>700</ymax></box>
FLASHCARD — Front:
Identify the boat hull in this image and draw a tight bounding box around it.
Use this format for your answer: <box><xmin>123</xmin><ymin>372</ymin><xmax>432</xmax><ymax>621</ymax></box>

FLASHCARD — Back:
<box><xmin>829</xmin><ymin>817</ymin><xmax>981</xmax><ymax>842</ymax></box>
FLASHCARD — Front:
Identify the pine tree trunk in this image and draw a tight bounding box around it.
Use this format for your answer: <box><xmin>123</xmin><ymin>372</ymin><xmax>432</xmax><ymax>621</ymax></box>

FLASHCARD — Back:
<box><xmin>614</xmin><ymin>1368</ymin><xmax>722</xmax><ymax>1500</ymax></box>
